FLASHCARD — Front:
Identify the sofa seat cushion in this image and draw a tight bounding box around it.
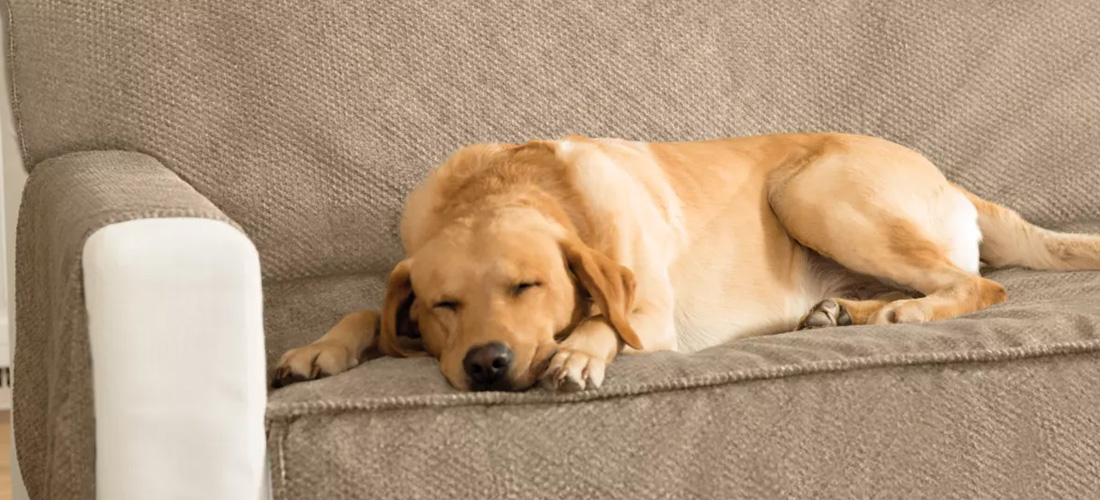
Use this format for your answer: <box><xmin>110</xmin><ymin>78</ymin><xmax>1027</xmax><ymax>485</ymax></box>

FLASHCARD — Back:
<box><xmin>265</xmin><ymin>221</ymin><xmax>1100</xmax><ymax>500</ymax></box>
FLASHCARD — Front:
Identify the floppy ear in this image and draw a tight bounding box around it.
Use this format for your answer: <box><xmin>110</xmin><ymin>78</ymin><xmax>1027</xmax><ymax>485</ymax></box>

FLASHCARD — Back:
<box><xmin>560</xmin><ymin>238</ymin><xmax>643</xmax><ymax>350</ymax></box>
<box><xmin>378</xmin><ymin>259</ymin><xmax>428</xmax><ymax>358</ymax></box>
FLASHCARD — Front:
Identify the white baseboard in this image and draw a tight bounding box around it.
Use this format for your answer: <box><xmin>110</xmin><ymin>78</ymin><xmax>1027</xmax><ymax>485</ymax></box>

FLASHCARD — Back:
<box><xmin>0</xmin><ymin>313</ymin><xmax>8</xmax><ymax>411</ymax></box>
<box><xmin>0</xmin><ymin>314</ymin><xmax>8</xmax><ymax>365</ymax></box>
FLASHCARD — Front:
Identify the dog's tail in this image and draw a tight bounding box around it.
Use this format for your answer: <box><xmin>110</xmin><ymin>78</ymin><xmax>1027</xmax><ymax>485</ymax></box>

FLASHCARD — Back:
<box><xmin>955</xmin><ymin>184</ymin><xmax>1100</xmax><ymax>271</ymax></box>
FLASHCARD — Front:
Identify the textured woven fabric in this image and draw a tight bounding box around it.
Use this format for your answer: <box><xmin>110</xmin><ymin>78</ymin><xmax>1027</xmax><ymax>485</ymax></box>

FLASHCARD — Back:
<box><xmin>267</xmin><ymin>260</ymin><xmax>1100</xmax><ymax>499</ymax></box>
<box><xmin>8</xmin><ymin>1</ymin><xmax>1100</xmax><ymax>286</ymax></box>
<box><xmin>13</xmin><ymin>152</ymin><xmax>239</xmax><ymax>500</ymax></box>
<box><xmin>8</xmin><ymin>1</ymin><xmax>1100</xmax><ymax>499</ymax></box>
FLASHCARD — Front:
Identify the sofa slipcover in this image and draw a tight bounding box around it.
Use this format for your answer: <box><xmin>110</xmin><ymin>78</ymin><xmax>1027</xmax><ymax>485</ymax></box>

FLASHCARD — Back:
<box><xmin>6</xmin><ymin>1</ymin><xmax>1100</xmax><ymax>498</ymax></box>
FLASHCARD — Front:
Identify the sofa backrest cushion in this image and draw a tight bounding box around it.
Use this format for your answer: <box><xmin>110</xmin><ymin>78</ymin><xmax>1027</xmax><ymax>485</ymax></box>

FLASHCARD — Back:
<box><xmin>9</xmin><ymin>1</ymin><xmax>1100</xmax><ymax>280</ymax></box>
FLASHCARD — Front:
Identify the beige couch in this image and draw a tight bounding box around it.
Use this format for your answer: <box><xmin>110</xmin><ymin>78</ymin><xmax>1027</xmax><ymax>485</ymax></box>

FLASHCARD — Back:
<box><xmin>7</xmin><ymin>1</ymin><xmax>1100</xmax><ymax>499</ymax></box>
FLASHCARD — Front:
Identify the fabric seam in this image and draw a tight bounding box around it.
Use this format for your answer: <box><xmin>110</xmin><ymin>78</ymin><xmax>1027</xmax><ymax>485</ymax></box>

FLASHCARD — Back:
<box><xmin>270</xmin><ymin>346</ymin><xmax>1100</xmax><ymax>500</ymax></box>
<box><xmin>266</xmin><ymin>338</ymin><xmax>1100</xmax><ymax>420</ymax></box>
<box><xmin>276</xmin><ymin>423</ymin><xmax>288</xmax><ymax>498</ymax></box>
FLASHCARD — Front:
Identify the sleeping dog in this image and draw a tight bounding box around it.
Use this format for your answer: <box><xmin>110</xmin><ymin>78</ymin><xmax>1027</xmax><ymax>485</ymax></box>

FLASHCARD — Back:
<box><xmin>273</xmin><ymin>133</ymin><xmax>1100</xmax><ymax>392</ymax></box>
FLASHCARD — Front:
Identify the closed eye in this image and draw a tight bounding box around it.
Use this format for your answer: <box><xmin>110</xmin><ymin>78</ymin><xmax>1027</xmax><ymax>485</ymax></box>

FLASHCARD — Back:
<box><xmin>433</xmin><ymin>300</ymin><xmax>461</xmax><ymax>311</ymax></box>
<box><xmin>511</xmin><ymin>281</ymin><xmax>542</xmax><ymax>296</ymax></box>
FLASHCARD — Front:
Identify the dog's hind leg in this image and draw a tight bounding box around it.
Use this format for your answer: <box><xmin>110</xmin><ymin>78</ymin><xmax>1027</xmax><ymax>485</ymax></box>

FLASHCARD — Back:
<box><xmin>769</xmin><ymin>136</ymin><xmax>1007</xmax><ymax>327</ymax></box>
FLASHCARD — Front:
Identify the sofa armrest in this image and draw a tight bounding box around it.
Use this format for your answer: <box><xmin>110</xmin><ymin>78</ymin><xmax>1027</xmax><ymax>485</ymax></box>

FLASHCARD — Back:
<box><xmin>14</xmin><ymin>151</ymin><xmax>266</xmax><ymax>500</ymax></box>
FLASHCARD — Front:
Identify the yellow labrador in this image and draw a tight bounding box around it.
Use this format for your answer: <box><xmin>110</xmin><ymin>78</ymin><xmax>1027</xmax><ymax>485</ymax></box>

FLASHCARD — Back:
<box><xmin>273</xmin><ymin>133</ymin><xmax>1100</xmax><ymax>392</ymax></box>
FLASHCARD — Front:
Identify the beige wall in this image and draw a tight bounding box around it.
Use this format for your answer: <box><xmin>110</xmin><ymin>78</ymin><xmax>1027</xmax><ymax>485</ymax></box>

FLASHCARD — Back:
<box><xmin>3</xmin><ymin>6</ymin><xmax>32</xmax><ymax>498</ymax></box>
<box><xmin>2</xmin><ymin>24</ymin><xmax>26</xmax><ymax>366</ymax></box>
<box><xmin>2</xmin><ymin>3</ymin><xmax>27</xmax><ymax>372</ymax></box>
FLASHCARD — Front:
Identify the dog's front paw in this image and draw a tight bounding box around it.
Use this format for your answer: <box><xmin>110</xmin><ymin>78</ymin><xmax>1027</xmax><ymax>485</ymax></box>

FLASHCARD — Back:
<box><xmin>541</xmin><ymin>347</ymin><xmax>607</xmax><ymax>392</ymax></box>
<box><xmin>272</xmin><ymin>342</ymin><xmax>359</xmax><ymax>388</ymax></box>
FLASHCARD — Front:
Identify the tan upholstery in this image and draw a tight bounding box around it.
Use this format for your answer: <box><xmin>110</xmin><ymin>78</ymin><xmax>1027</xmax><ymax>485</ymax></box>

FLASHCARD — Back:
<box><xmin>14</xmin><ymin>152</ymin><xmax>238</xmax><ymax>499</ymax></box>
<box><xmin>8</xmin><ymin>1</ymin><xmax>1100</xmax><ymax>498</ymax></box>
<box><xmin>268</xmin><ymin>258</ymin><xmax>1100</xmax><ymax>498</ymax></box>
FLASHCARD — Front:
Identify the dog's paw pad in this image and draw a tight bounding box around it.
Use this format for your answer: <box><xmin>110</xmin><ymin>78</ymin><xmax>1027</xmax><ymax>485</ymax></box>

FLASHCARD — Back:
<box><xmin>798</xmin><ymin>299</ymin><xmax>852</xmax><ymax>330</ymax></box>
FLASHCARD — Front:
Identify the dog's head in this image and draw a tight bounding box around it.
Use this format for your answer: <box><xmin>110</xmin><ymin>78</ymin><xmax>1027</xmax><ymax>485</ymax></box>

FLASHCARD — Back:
<box><xmin>377</xmin><ymin>146</ymin><xmax>640</xmax><ymax>391</ymax></box>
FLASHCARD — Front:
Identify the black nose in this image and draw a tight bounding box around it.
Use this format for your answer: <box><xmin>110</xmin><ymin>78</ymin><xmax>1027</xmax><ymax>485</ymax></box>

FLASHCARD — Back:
<box><xmin>463</xmin><ymin>342</ymin><xmax>513</xmax><ymax>388</ymax></box>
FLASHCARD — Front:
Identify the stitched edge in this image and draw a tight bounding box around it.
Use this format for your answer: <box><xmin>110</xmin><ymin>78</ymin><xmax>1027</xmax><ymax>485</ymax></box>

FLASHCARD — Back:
<box><xmin>270</xmin><ymin>346</ymin><xmax>1100</xmax><ymax>500</ymax></box>
<box><xmin>265</xmin><ymin>338</ymin><xmax>1100</xmax><ymax>420</ymax></box>
<box><xmin>275</xmin><ymin>421</ymin><xmax>288</xmax><ymax>500</ymax></box>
